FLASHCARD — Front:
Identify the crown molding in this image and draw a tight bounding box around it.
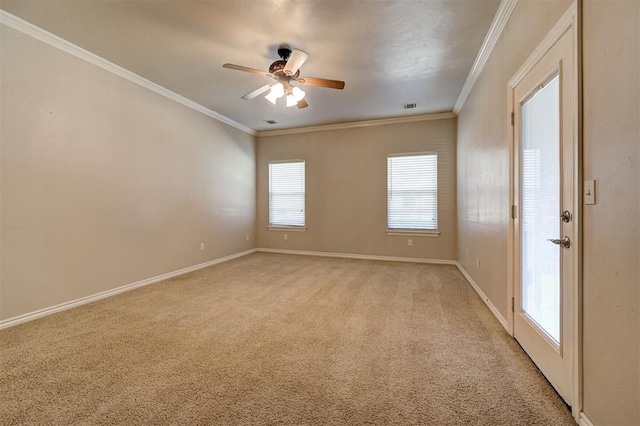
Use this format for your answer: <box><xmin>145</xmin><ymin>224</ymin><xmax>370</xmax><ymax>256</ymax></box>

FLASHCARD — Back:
<box><xmin>453</xmin><ymin>0</ymin><xmax>519</xmax><ymax>114</ymax></box>
<box><xmin>0</xmin><ymin>10</ymin><xmax>257</xmax><ymax>136</ymax></box>
<box><xmin>257</xmin><ymin>112</ymin><xmax>457</xmax><ymax>137</ymax></box>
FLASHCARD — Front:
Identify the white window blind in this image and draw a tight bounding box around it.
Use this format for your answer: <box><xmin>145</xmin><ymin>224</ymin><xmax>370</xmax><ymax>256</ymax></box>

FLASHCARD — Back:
<box><xmin>269</xmin><ymin>161</ymin><xmax>305</xmax><ymax>227</ymax></box>
<box><xmin>387</xmin><ymin>154</ymin><xmax>438</xmax><ymax>231</ymax></box>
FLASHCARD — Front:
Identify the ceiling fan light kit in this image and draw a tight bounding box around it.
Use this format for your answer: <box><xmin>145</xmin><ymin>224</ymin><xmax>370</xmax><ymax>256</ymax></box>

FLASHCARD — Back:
<box><xmin>285</xmin><ymin>94</ymin><xmax>298</xmax><ymax>107</ymax></box>
<box><xmin>292</xmin><ymin>87</ymin><xmax>305</xmax><ymax>101</ymax></box>
<box><xmin>265</xmin><ymin>82</ymin><xmax>284</xmax><ymax>104</ymax></box>
<box><xmin>265</xmin><ymin>90</ymin><xmax>279</xmax><ymax>105</ymax></box>
<box><xmin>223</xmin><ymin>45</ymin><xmax>345</xmax><ymax>110</ymax></box>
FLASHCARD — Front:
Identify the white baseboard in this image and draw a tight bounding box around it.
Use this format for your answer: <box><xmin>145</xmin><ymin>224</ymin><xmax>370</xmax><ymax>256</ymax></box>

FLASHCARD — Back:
<box><xmin>455</xmin><ymin>262</ymin><xmax>509</xmax><ymax>332</ymax></box>
<box><xmin>255</xmin><ymin>248</ymin><xmax>457</xmax><ymax>265</ymax></box>
<box><xmin>0</xmin><ymin>249</ymin><xmax>256</xmax><ymax>330</ymax></box>
<box><xmin>578</xmin><ymin>412</ymin><xmax>594</xmax><ymax>426</ymax></box>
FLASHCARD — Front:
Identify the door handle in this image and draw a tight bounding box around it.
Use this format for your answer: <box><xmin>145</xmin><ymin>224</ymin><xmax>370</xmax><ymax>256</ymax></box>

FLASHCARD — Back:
<box><xmin>548</xmin><ymin>236</ymin><xmax>571</xmax><ymax>249</ymax></box>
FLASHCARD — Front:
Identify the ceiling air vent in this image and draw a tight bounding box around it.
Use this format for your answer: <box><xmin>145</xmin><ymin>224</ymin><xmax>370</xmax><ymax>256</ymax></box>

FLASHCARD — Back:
<box><xmin>403</xmin><ymin>103</ymin><xmax>417</xmax><ymax>109</ymax></box>
<box><xmin>264</xmin><ymin>120</ymin><xmax>277</xmax><ymax>125</ymax></box>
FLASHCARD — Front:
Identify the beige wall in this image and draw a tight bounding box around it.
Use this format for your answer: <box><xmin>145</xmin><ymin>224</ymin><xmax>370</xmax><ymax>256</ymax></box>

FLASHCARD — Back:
<box><xmin>582</xmin><ymin>1</ymin><xmax>639</xmax><ymax>423</ymax></box>
<box><xmin>457</xmin><ymin>0</ymin><xmax>639</xmax><ymax>424</ymax></box>
<box><xmin>257</xmin><ymin>119</ymin><xmax>457</xmax><ymax>260</ymax></box>
<box><xmin>0</xmin><ymin>25</ymin><xmax>256</xmax><ymax>320</ymax></box>
<box><xmin>456</xmin><ymin>0</ymin><xmax>573</xmax><ymax>320</ymax></box>
<box><xmin>3</xmin><ymin>2</ymin><xmax>639</xmax><ymax>422</ymax></box>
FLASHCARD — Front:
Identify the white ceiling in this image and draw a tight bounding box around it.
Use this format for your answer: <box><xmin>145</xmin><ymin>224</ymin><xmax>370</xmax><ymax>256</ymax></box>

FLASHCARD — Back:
<box><xmin>1</xmin><ymin>0</ymin><xmax>501</xmax><ymax>132</ymax></box>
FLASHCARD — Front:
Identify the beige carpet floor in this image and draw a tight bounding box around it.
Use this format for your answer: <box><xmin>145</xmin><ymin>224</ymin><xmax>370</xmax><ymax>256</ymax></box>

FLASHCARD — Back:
<box><xmin>0</xmin><ymin>253</ymin><xmax>575</xmax><ymax>425</ymax></box>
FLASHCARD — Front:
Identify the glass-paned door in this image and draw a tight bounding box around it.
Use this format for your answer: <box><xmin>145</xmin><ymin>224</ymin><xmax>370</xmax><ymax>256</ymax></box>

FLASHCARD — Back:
<box><xmin>512</xmin><ymin>29</ymin><xmax>575</xmax><ymax>406</ymax></box>
<box><xmin>521</xmin><ymin>74</ymin><xmax>561</xmax><ymax>344</ymax></box>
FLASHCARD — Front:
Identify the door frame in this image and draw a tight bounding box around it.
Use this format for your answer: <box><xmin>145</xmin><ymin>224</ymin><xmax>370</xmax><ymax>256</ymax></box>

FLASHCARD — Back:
<box><xmin>506</xmin><ymin>1</ymin><xmax>582</xmax><ymax>421</ymax></box>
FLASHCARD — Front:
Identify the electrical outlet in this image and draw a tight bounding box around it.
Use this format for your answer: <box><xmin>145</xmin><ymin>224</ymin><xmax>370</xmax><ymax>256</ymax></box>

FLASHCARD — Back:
<box><xmin>200</xmin><ymin>243</ymin><xmax>205</xmax><ymax>251</ymax></box>
<box><xmin>245</xmin><ymin>235</ymin><xmax>249</xmax><ymax>241</ymax></box>
<box><xmin>283</xmin><ymin>234</ymin><xmax>288</xmax><ymax>241</ymax></box>
<box><xmin>408</xmin><ymin>239</ymin><xmax>413</xmax><ymax>247</ymax></box>
<box><xmin>476</xmin><ymin>258</ymin><xmax>481</xmax><ymax>268</ymax></box>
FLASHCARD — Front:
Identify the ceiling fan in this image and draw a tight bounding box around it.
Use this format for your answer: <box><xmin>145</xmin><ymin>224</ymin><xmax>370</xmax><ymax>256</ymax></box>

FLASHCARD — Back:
<box><xmin>223</xmin><ymin>46</ymin><xmax>345</xmax><ymax>109</ymax></box>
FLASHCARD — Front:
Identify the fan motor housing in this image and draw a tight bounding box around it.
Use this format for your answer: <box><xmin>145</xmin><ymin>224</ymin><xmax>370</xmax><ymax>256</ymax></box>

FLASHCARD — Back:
<box><xmin>269</xmin><ymin>60</ymin><xmax>300</xmax><ymax>80</ymax></box>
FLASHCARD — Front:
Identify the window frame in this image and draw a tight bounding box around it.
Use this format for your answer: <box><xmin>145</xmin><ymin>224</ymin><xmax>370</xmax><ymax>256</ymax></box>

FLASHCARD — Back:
<box><xmin>267</xmin><ymin>159</ymin><xmax>307</xmax><ymax>231</ymax></box>
<box><xmin>386</xmin><ymin>152</ymin><xmax>440</xmax><ymax>237</ymax></box>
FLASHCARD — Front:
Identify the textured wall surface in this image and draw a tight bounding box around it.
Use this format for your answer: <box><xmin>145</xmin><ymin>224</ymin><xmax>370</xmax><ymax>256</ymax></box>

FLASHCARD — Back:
<box><xmin>456</xmin><ymin>0</ymin><xmax>573</xmax><ymax>320</ymax></box>
<box><xmin>0</xmin><ymin>25</ymin><xmax>256</xmax><ymax>320</ymax></box>
<box><xmin>582</xmin><ymin>1</ymin><xmax>640</xmax><ymax>423</ymax></box>
<box><xmin>257</xmin><ymin>119</ymin><xmax>457</xmax><ymax>260</ymax></box>
<box><xmin>458</xmin><ymin>0</ymin><xmax>639</xmax><ymax>423</ymax></box>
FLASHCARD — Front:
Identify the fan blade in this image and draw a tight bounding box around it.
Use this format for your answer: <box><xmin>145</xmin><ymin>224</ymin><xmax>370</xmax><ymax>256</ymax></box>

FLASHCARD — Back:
<box><xmin>298</xmin><ymin>76</ymin><xmax>345</xmax><ymax>90</ymax></box>
<box><xmin>241</xmin><ymin>84</ymin><xmax>273</xmax><ymax>100</ymax></box>
<box><xmin>223</xmin><ymin>63</ymin><xmax>270</xmax><ymax>77</ymax></box>
<box><xmin>297</xmin><ymin>99</ymin><xmax>309</xmax><ymax>109</ymax></box>
<box><xmin>283</xmin><ymin>49</ymin><xmax>309</xmax><ymax>76</ymax></box>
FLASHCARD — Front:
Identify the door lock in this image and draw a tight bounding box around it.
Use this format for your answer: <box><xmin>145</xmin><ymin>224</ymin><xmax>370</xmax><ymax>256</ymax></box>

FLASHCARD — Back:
<box><xmin>548</xmin><ymin>236</ymin><xmax>571</xmax><ymax>249</ymax></box>
<box><xmin>561</xmin><ymin>210</ymin><xmax>571</xmax><ymax>223</ymax></box>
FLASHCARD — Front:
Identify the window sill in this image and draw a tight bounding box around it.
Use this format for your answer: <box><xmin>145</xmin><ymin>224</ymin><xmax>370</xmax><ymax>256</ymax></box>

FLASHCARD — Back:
<box><xmin>386</xmin><ymin>229</ymin><xmax>440</xmax><ymax>237</ymax></box>
<box><xmin>268</xmin><ymin>226</ymin><xmax>307</xmax><ymax>232</ymax></box>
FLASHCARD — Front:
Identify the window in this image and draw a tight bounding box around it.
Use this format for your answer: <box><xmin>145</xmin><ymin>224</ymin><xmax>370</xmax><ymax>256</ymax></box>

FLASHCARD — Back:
<box><xmin>269</xmin><ymin>160</ymin><xmax>305</xmax><ymax>228</ymax></box>
<box><xmin>387</xmin><ymin>153</ymin><xmax>438</xmax><ymax>232</ymax></box>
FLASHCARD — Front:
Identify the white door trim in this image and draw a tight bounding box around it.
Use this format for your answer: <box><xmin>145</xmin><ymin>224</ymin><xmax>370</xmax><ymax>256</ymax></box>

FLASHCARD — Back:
<box><xmin>506</xmin><ymin>0</ymin><xmax>581</xmax><ymax>420</ymax></box>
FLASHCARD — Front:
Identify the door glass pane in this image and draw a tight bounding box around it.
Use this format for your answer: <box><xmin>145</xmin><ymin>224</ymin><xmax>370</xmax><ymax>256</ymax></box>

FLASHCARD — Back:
<box><xmin>521</xmin><ymin>74</ymin><xmax>560</xmax><ymax>344</ymax></box>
